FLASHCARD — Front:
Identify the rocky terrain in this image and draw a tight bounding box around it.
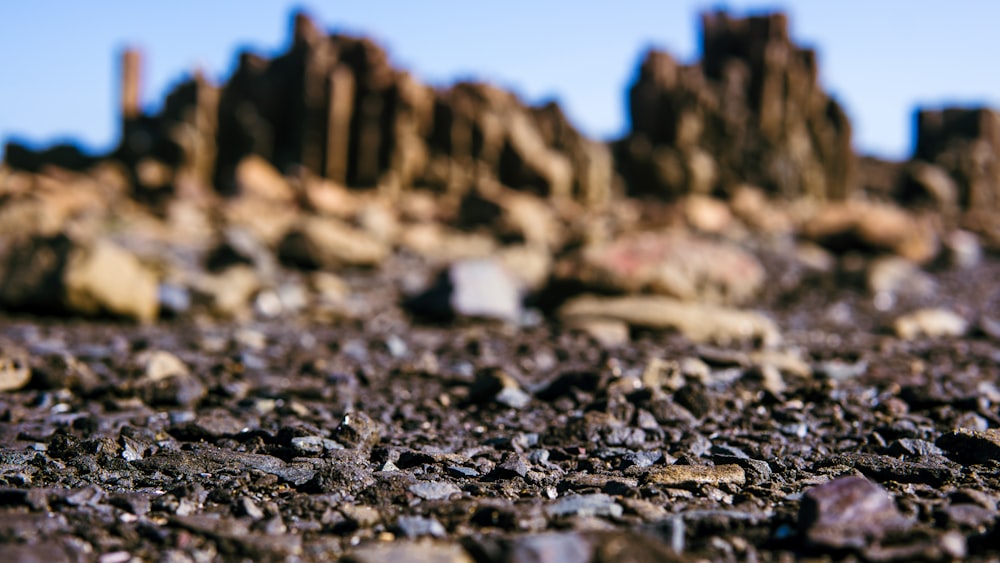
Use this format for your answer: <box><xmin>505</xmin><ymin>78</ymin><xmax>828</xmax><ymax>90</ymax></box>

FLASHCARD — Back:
<box><xmin>2</xmin><ymin>9</ymin><xmax>1000</xmax><ymax>562</ymax></box>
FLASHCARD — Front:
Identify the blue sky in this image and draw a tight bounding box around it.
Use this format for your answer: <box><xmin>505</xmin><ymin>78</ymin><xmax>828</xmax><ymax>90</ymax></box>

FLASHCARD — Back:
<box><xmin>2</xmin><ymin>2</ymin><xmax>998</xmax><ymax>161</ymax></box>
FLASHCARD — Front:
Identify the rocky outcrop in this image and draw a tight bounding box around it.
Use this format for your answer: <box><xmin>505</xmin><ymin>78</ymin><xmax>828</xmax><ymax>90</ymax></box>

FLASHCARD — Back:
<box><xmin>90</xmin><ymin>13</ymin><xmax>612</xmax><ymax>208</ymax></box>
<box><xmin>617</xmin><ymin>11</ymin><xmax>855</xmax><ymax>201</ymax></box>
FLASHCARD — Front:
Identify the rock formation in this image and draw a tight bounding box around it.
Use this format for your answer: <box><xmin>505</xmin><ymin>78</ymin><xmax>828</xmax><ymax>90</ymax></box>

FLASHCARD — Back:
<box><xmin>51</xmin><ymin>12</ymin><xmax>612</xmax><ymax>208</ymax></box>
<box><xmin>616</xmin><ymin>11</ymin><xmax>855</xmax><ymax>201</ymax></box>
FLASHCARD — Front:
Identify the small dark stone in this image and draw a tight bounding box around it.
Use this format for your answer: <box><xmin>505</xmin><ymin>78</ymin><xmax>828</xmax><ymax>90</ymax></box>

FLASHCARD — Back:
<box><xmin>489</xmin><ymin>452</ymin><xmax>529</xmax><ymax>479</ymax></box>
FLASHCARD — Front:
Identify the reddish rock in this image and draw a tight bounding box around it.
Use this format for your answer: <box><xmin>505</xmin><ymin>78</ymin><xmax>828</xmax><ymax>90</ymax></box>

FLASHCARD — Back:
<box><xmin>561</xmin><ymin>230</ymin><xmax>766</xmax><ymax>305</ymax></box>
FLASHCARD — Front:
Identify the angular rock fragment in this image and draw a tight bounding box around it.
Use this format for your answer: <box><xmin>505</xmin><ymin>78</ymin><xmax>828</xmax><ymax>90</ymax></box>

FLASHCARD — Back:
<box><xmin>816</xmin><ymin>452</ymin><xmax>957</xmax><ymax>486</ymax></box>
<box><xmin>131</xmin><ymin>350</ymin><xmax>206</xmax><ymax>407</ymax></box>
<box><xmin>798</xmin><ymin>476</ymin><xmax>906</xmax><ymax>550</ymax></box>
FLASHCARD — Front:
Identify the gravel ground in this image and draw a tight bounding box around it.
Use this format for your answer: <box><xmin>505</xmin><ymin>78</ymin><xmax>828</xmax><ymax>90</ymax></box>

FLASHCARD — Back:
<box><xmin>0</xmin><ymin>246</ymin><xmax>999</xmax><ymax>563</ymax></box>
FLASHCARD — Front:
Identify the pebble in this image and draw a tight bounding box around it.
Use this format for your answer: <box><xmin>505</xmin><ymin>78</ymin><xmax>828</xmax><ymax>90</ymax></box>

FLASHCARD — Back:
<box><xmin>290</xmin><ymin>436</ymin><xmax>343</xmax><ymax>455</ymax></box>
<box><xmin>334</xmin><ymin>412</ymin><xmax>382</xmax><ymax>451</ymax></box>
<box><xmin>944</xmin><ymin>229</ymin><xmax>982</xmax><ymax>269</ymax></box>
<box><xmin>866</xmin><ymin>256</ymin><xmax>935</xmax><ymax>303</ymax></box>
<box><xmin>132</xmin><ymin>350</ymin><xmax>206</xmax><ymax>407</ymax></box>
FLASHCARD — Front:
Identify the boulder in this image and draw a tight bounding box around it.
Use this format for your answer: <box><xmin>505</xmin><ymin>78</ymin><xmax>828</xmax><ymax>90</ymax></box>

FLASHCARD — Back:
<box><xmin>0</xmin><ymin>235</ymin><xmax>158</xmax><ymax>322</ymax></box>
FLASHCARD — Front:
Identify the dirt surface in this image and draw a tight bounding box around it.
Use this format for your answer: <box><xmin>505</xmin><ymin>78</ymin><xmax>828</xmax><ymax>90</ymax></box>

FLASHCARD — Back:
<box><xmin>1</xmin><ymin>245</ymin><xmax>999</xmax><ymax>563</ymax></box>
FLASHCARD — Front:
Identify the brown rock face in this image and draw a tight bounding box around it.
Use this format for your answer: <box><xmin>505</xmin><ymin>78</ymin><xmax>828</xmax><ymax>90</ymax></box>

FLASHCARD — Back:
<box><xmin>618</xmin><ymin>11</ymin><xmax>855</xmax><ymax>201</ymax></box>
<box><xmin>194</xmin><ymin>12</ymin><xmax>608</xmax><ymax>204</ymax></box>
